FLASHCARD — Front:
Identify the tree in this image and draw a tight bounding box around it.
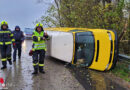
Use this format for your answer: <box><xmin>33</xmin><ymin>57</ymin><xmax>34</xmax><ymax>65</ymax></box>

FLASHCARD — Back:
<box><xmin>38</xmin><ymin>0</ymin><xmax>127</xmax><ymax>35</ymax></box>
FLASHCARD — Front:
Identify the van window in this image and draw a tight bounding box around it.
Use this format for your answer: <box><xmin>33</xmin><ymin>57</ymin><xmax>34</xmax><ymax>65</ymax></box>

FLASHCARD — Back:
<box><xmin>75</xmin><ymin>31</ymin><xmax>95</xmax><ymax>67</ymax></box>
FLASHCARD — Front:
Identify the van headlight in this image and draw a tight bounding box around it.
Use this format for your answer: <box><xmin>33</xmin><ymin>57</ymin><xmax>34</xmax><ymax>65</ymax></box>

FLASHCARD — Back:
<box><xmin>108</xmin><ymin>32</ymin><xmax>112</xmax><ymax>40</ymax></box>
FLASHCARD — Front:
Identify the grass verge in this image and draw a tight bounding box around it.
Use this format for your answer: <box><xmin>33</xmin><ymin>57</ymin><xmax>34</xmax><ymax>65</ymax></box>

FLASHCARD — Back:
<box><xmin>111</xmin><ymin>61</ymin><xmax>130</xmax><ymax>82</ymax></box>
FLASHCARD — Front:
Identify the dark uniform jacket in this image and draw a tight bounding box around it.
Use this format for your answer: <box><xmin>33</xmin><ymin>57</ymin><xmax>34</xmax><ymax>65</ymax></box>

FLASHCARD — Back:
<box><xmin>0</xmin><ymin>29</ymin><xmax>15</xmax><ymax>45</ymax></box>
<box><xmin>13</xmin><ymin>30</ymin><xmax>24</xmax><ymax>44</ymax></box>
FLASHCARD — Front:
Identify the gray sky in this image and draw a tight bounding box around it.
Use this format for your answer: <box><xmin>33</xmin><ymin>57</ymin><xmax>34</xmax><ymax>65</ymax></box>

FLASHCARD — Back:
<box><xmin>0</xmin><ymin>0</ymin><xmax>53</xmax><ymax>30</ymax></box>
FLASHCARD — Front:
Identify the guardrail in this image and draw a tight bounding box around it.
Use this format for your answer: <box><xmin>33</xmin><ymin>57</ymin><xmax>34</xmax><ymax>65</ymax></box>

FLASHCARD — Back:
<box><xmin>118</xmin><ymin>54</ymin><xmax>130</xmax><ymax>61</ymax></box>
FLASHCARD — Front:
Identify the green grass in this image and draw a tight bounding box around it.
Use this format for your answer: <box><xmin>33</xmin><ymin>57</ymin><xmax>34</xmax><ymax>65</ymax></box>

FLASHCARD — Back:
<box><xmin>111</xmin><ymin>61</ymin><xmax>130</xmax><ymax>82</ymax></box>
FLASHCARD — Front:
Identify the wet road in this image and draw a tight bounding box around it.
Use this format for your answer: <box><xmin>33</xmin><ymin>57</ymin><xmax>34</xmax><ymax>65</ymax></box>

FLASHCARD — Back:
<box><xmin>0</xmin><ymin>40</ymin><xmax>84</xmax><ymax>90</ymax></box>
<box><xmin>0</xmin><ymin>40</ymin><xmax>129</xmax><ymax>90</ymax></box>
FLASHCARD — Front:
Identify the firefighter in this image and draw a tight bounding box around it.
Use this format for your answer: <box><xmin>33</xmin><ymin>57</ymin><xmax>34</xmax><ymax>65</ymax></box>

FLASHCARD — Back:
<box><xmin>13</xmin><ymin>26</ymin><xmax>25</xmax><ymax>62</ymax></box>
<box><xmin>31</xmin><ymin>23</ymin><xmax>49</xmax><ymax>75</ymax></box>
<box><xmin>0</xmin><ymin>21</ymin><xmax>15</xmax><ymax>69</ymax></box>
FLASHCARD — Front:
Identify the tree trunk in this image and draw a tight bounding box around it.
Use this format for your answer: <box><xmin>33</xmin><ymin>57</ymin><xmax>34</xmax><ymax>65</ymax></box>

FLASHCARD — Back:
<box><xmin>118</xmin><ymin>20</ymin><xmax>128</xmax><ymax>42</ymax></box>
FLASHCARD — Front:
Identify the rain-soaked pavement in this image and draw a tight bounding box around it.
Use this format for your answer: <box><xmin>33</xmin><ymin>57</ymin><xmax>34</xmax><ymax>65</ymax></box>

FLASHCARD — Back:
<box><xmin>0</xmin><ymin>40</ymin><xmax>129</xmax><ymax>90</ymax></box>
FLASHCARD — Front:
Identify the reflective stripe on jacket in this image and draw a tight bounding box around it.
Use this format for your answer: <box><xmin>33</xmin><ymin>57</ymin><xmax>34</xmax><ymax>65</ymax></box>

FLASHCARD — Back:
<box><xmin>0</xmin><ymin>29</ymin><xmax>15</xmax><ymax>45</ymax></box>
<box><xmin>32</xmin><ymin>31</ymin><xmax>46</xmax><ymax>51</ymax></box>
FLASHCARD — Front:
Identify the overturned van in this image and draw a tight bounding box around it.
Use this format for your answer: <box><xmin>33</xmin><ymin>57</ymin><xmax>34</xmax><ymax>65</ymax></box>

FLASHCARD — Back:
<box><xmin>45</xmin><ymin>28</ymin><xmax>118</xmax><ymax>71</ymax></box>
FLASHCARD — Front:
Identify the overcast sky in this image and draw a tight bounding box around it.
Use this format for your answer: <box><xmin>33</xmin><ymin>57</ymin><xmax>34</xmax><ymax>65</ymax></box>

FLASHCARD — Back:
<box><xmin>0</xmin><ymin>0</ymin><xmax>53</xmax><ymax>30</ymax></box>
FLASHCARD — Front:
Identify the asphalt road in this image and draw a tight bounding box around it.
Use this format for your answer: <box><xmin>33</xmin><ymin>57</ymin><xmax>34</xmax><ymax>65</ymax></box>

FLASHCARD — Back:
<box><xmin>0</xmin><ymin>40</ymin><xmax>129</xmax><ymax>90</ymax></box>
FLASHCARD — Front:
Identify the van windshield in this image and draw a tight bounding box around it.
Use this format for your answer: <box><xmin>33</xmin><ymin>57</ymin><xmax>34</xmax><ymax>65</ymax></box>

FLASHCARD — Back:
<box><xmin>75</xmin><ymin>31</ymin><xmax>95</xmax><ymax>67</ymax></box>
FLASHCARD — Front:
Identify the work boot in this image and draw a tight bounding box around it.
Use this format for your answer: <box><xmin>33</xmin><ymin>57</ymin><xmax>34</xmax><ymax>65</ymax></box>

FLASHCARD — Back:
<box><xmin>8</xmin><ymin>60</ymin><xmax>12</xmax><ymax>65</ymax></box>
<box><xmin>32</xmin><ymin>66</ymin><xmax>38</xmax><ymax>75</ymax></box>
<box><xmin>39</xmin><ymin>67</ymin><xmax>45</xmax><ymax>74</ymax></box>
<box><xmin>39</xmin><ymin>70</ymin><xmax>45</xmax><ymax>74</ymax></box>
<box><xmin>1</xmin><ymin>66</ymin><xmax>7</xmax><ymax>70</ymax></box>
<box><xmin>32</xmin><ymin>71</ymin><xmax>38</xmax><ymax>75</ymax></box>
